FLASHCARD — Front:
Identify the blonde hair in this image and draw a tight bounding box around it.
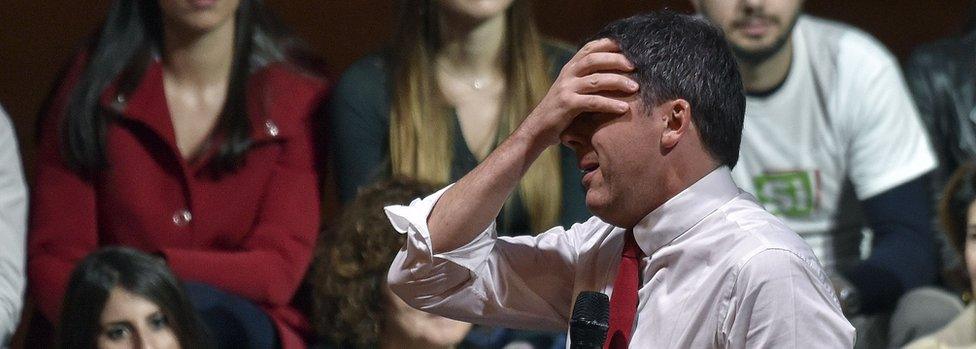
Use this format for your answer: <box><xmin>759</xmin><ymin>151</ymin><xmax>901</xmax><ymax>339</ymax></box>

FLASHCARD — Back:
<box><xmin>389</xmin><ymin>0</ymin><xmax>561</xmax><ymax>232</ymax></box>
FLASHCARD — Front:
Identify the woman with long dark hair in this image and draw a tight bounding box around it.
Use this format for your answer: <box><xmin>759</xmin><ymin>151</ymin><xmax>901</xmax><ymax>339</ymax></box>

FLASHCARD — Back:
<box><xmin>60</xmin><ymin>247</ymin><xmax>209</xmax><ymax>349</ymax></box>
<box><xmin>29</xmin><ymin>1</ymin><xmax>328</xmax><ymax>348</ymax></box>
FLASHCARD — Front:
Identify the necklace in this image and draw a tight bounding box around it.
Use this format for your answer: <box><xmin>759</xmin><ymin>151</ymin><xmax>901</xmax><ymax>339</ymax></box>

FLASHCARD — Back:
<box><xmin>437</xmin><ymin>60</ymin><xmax>496</xmax><ymax>91</ymax></box>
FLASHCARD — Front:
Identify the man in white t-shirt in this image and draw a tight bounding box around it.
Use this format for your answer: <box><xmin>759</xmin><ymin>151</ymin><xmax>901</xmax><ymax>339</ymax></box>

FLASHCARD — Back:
<box><xmin>693</xmin><ymin>1</ymin><xmax>962</xmax><ymax>348</ymax></box>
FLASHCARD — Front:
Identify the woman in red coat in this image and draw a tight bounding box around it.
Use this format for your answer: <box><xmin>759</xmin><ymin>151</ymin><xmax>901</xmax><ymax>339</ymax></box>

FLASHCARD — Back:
<box><xmin>28</xmin><ymin>0</ymin><xmax>328</xmax><ymax>348</ymax></box>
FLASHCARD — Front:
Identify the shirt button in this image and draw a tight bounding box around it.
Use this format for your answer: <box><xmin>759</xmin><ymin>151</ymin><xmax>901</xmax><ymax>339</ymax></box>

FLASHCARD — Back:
<box><xmin>264</xmin><ymin>120</ymin><xmax>279</xmax><ymax>138</ymax></box>
<box><xmin>172</xmin><ymin>209</ymin><xmax>192</xmax><ymax>227</ymax></box>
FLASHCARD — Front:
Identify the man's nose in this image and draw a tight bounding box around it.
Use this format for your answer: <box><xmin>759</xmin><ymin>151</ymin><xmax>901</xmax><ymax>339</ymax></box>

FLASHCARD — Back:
<box><xmin>559</xmin><ymin>122</ymin><xmax>586</xmax><ymax>151</ymax></box>
<box><xmin>136</xmin><ymin>333</ymin><xmax>161</xmax><ymax>349</ymax></box>
<box><xmin>742</xmin><ymin>0</ymin><xmax>765</xmax><ymax>10</ymax></box>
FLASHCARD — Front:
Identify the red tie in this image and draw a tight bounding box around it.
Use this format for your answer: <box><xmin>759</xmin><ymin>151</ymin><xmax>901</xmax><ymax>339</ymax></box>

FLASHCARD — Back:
<box><xmin>605</xmin><ymin>230</ymin><xmax>643</xmax><ymax>349</ymax></box>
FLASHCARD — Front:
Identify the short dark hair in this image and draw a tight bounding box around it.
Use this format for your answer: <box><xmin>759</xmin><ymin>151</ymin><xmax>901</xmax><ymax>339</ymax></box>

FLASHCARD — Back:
<box><xmin>59</xmin><ymin>246</ymin><xmax>210</xmax><ymax>349</ymax></box>
<box><xmin>591</xmin><ymin>11</ymin><xmax>746</xmax><ymax>168</ymax></box>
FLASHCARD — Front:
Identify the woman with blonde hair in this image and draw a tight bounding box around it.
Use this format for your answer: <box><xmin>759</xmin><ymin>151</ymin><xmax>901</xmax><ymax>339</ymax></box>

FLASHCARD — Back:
<box><xmin>331</xmin><ymin>0</ymin><xmax>588</xmax><ymax>238</ymax></box>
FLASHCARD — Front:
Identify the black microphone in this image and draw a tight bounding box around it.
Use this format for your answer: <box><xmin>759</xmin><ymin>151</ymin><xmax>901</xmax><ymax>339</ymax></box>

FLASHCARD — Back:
<box><xmin>570</xmin><ymin>291</ymin><xmax>610</xmax><ymax>349</ymax></box>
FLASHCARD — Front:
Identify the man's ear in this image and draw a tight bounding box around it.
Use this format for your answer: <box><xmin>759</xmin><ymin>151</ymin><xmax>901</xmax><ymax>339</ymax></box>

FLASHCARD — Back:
<box><xmin>661</xmin><ymin>99</ymin><xmax>691</xmax><ymax>149</ymax></box>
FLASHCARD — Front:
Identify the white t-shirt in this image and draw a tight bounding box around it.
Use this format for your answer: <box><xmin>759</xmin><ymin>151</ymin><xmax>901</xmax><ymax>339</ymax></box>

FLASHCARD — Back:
<box><xmin>732</xmin><ymin>15</ymin><xmax>937</xmax><ymax>272</ymax></box>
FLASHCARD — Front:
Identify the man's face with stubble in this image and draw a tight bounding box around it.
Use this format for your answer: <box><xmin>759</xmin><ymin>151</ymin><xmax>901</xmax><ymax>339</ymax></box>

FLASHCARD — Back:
<box><xmin>693</xmin><ymin>0</ymin><xmax>804</xmax><ymax>64</ymax></box>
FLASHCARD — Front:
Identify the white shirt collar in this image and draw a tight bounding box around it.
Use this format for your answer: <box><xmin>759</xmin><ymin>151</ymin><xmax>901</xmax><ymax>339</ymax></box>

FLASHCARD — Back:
<box><xmin>632</xmin><ymin>166</ymin><xmax>740</xmax><ymax>255</ymax></box>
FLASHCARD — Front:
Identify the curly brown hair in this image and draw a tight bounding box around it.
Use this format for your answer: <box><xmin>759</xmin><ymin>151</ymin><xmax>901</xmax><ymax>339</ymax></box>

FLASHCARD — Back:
<box><xmin>312</xmin><ymin>178</ymin><xmax>438</xmax><ymax>347</ymax></box>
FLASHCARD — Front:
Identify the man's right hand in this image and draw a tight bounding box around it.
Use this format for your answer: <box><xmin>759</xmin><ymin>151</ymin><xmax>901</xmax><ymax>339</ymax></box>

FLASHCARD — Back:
<box><xmin>516</xmin><ymin>38</ymin><xmax>639</xmax><ymax>149</ymax></box>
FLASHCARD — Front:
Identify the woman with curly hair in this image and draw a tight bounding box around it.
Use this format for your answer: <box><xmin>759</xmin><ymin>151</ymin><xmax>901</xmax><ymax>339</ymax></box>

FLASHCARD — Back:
<box><xmin>312</xmin><ymin>178</ymin><xmax>470</xmax><ymax>348</ymax></box>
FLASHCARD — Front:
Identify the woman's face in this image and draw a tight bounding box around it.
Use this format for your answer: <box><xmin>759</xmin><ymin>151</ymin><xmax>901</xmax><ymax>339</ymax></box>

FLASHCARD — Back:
<box><xmin>385</xmin><ymin>288</ymin><xmax>471</xmax><ymax>347</ymax></box>
<box><xmin>158</xmin><ymin>0</ymin><xmax>241</xmax><ymax>33</ymax></box>
<box><xmin>97</xmin><ymin>287</ymin><xmax>181</xmax><ymax>349</ymax></box>
<box><xmin>437</xmin><ymin>0</ymin><xmax>515</xmax><ymax>23</ymax></box>
<box><xmin>966</xmin><ymin>202</ymin><xmax>976</xmax><ymax>293</ymax></box>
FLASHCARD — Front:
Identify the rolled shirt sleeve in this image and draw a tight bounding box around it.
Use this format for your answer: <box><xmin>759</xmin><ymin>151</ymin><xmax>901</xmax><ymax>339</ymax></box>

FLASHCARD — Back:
<box><xmin>385</xmin><ymin>185</ymin><xmax>581</xmax><ymax>331</ymax></box>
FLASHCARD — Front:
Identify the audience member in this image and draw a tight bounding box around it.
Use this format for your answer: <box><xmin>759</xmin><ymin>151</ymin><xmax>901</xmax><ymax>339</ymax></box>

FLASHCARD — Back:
<box><xmin>0</xmin><ymin>104</ymin><xmax>26</xmax><ymax>348</ymax></box>
<box><xmin>906</xmin><ymin>162</ymin><xmax>976</xmax><ymax>348</ymax></box>
<box><xmin>330</xmin><ymin>0</ymin><xmax>585</xmax><ymax>346</ymax></box>
<box><xmin>693</xmin><ymin>1</ymin><xmax>951</xmax><ymax>347</ymax></box>
<box><xmin>28</xmin><ymin>1</ymin><xmax>328</xmax><ymax>348</ymax></box>
<box><xmin>387</xmin><ymin>12</ymin><xmax>854</xmax><ymax>348</ymax></box>
<box><xmin>331</xmin><ymin>0</ymin><xmax>589</xmax><ymax>236</ymax></box>
<box><xmin>312</xmin><ymin>178</ymin><xmax>470</xmax><ymax>349</ymax></box>
<box><xmin>905</xmin><ymin>13</ymin><xmax>976</xmax><ymax>292</ymax></box>
<box><xmin>59</xmin><ymin>246</ymin><xmax>209</xmax><ymax>349</ymax></box>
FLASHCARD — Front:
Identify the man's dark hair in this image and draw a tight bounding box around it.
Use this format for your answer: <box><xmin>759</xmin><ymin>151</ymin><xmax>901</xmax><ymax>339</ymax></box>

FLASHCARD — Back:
<box><xmin>592</xmin><ymin>11</ymin><xmax>746</xmax><ymax>168</ymax></box>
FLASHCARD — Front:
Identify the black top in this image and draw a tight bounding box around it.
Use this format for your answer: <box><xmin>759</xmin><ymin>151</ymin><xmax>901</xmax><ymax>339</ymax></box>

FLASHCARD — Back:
<box><xmin>330</xmin><ymin>43</ymin><xmax>590</xmax><ymax>236</ymax></box>
<box><xmin>906</xmin><ymin>30</ymin><xmax>976</xmax><ymax>197</ymax></box>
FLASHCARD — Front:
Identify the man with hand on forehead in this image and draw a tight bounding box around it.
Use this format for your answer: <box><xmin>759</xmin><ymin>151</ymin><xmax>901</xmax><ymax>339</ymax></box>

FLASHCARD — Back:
<box><xmin>385</xmin><ymin>11</ymin><xmax>854</xmax><ymax>348</ymax></box>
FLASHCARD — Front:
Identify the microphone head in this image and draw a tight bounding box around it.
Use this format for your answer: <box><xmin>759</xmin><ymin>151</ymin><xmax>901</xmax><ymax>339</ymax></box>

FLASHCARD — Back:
<box><xmin>570</xmin><ymin>291</ymin><xmax>610</xmax><ymax>348</ymax></box>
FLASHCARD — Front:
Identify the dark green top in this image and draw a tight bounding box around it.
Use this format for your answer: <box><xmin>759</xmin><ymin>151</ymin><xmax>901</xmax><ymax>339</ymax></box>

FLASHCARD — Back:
<box><xmin>330</xmin><ymin>43</ymin><xmax>590</xmax><ymax>236</ymax></box>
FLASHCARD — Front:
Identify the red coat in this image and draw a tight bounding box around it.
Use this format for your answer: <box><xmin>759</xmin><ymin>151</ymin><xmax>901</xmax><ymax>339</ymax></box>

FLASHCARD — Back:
<box><xmin>28</xmin><ymin>54</ymin><xmax>328</xmax><ymax>349</ymax></box>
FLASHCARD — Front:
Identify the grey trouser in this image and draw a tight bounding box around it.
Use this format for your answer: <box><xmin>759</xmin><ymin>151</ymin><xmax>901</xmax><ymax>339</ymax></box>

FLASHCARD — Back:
<box><xmin>851</xmin><ymin>287</ymin><xmax>963</xmax><ymax>349</ymax></box>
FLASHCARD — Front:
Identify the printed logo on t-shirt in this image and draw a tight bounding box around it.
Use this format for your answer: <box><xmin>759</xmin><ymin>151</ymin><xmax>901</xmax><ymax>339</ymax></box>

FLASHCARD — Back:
<box><xmin>752</xmin><ymin>170</ymin><xmax>820</xmax><ymax>218</ymax></box>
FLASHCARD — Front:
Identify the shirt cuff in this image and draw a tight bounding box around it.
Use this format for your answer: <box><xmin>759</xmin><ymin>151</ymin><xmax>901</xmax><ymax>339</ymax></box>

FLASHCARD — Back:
<box><xmin>384</xmin><ymin>183</ymin><xmax>497</xmax><ymax>273</ymax></box>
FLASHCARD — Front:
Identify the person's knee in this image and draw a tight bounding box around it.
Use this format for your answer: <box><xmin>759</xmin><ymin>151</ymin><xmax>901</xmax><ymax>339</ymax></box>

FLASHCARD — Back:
<box><xmin>888</xmin><ymin>287</ymin><xmax>964</xmax><ymax>347</ymax></box>
<box><xmin>182</xmin><ymin>281</ymin><xmax>278</xmax><ymax>349</ymax></box>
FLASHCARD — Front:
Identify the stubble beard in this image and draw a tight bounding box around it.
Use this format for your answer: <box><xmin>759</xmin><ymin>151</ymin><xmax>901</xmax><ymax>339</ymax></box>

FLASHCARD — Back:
<box><xmin>730</xmin><ymin>14</ymin><xmax>801</xmax><ymax>65</ymax></box>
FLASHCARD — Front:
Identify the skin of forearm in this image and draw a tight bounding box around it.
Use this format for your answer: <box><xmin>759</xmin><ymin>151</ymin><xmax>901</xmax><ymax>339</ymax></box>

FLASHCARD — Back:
<box><xmin>427</xmin><ymin>126</ymin><xmax>549</xmax><ymax>253</ymax></box>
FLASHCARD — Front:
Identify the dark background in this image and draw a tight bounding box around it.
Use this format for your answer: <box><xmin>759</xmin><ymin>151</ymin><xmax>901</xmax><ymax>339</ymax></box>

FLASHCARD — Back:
<box><xmin>1</xmin><ymin>1</ymin><xmax>972</xmax><ymax>346</ymax></box>
<box><xmin>0</xmin><ymin>1</ymin><xmax>971</xmax><ymax>174</ymax></box>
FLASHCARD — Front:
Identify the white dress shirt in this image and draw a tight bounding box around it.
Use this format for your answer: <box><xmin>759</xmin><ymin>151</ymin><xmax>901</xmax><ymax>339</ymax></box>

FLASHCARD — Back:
<box><xmin>0</xmin><ymin>105</ymin><xmax>26</xmax><ymax>348</ymax></box>
<box><xmin>386</xmin><ymin>167</ymin><xmax>855</xmax><ymax>348</ymax></box>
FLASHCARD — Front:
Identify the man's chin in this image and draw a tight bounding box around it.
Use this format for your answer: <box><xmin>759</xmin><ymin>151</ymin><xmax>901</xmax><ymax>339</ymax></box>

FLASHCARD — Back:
<box><xmin>584</xmin><ymin>196</ymin><xmax>605</xmax><ymax>215</ymax></box>
<box><xmin>586</xmin><ymin>196</ymin><xmax>618</xmax><ymax>224</ymax></box>
<box><xmin>731</xmin><ymin>41</ymin><xmax>783</xmax><ymax>64</ymax></box>
<box><xmin>730</xmin><ymin>17</ymin><xmax>799</xmax><ymax>64</ymax></box>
